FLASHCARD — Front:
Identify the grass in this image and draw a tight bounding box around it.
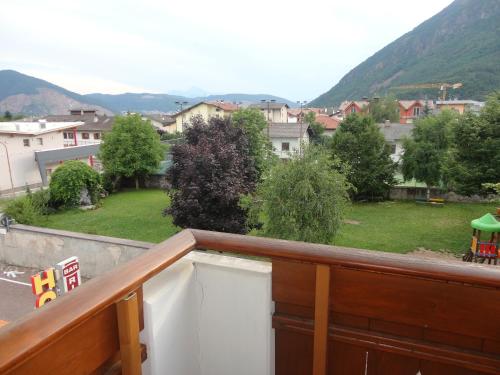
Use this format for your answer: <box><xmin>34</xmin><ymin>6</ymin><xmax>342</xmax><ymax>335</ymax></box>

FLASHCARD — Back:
<box><xmin>36</xmin><ymin>189</ymin><xmax>179</xmax><ymax>243</ymax></box>
<box><xmin>33</xmin><ymin>189</ymin><xmax>496</xmax><ymax>255</ymax></box>
<box><xmin>335</xmin><ymin>201</ymin><xmax>496</xmax><ymax>255</ymax></box>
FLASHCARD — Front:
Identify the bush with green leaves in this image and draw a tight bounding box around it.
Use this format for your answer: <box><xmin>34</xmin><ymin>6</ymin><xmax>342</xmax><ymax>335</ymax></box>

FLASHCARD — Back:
<box><xmin>49</xmin><ymin>161</ymin><xmax>102</xmax><ymax>207</ymax></box>
<box><xmin>4</xmin><ymin>196</ymin><xmax>39</xmax><ymax>225</ymax></box>
<box><xmin>255</xmin><ymin>146</ymin><xmax>350</xmax><ymax>244</ymax></box>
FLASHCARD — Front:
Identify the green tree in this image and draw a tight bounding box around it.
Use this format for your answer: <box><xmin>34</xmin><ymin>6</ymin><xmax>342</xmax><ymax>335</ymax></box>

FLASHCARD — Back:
<box><xmin>256</xmin><ymin>146</ymin><xmax>350</xmax><ymax>244</ymax></box>
<box><xmin>99</xmin><ymin>115</ymin><xmax>164</xmax><ymax>189</ymax></box>
<box><xmin>304</xmin><ymin>112</ymin><xmax>325</xmax><ymax>145</ymax></box>
<box><xmin>402</xmin><ymin>110</ymin><xmax>457</xmax><ymax>198</ymax></box>
<box><xmin>49</xmin><ymin>161</ymin><xmax>102</xmax><ymax>207</ymax></box>
<box><xmin>444</xmin><ymin>93</ymin><xmax>500</xmax><ymax>195</ymax></box>
<box><xmin>4</xmin><ymin>111</ymin><xmax>12</xmax><ymax>120</ymax></box>
<box><xmin>232</xmin><ymin>108</ymin><xmax>276</xmax><ymax>179</ymax></box>
<box><xmin>368</xmin><ymin>96</ymin><xmax>399</xmax><ymax>123</ymax></box>
<box><xmin>330</xmin><ymin>114</ymin><xmax>396</xmax><ymax>200</ymax></box>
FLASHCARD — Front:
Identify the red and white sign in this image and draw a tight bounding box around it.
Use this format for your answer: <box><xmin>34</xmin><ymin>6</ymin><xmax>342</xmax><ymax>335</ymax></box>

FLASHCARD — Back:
<box><xmin>55</xmin><ymin>256</ymin><xmax>81</xmax><ymax>294</ymax></box>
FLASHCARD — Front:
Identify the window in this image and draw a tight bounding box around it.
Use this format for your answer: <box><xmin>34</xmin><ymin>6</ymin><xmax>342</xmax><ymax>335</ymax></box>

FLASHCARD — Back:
<box><xmin>82</xmin><ymin>133</ymin><xmax>90</xmax><ymax>139</ymax></box>
<box><xmin>36</xmin><ymin>138</ymin><xmax>43</xmax><ymax>146</ymax></box>
<box><xmin>351</xmin><ymin>107</ymin><xmax>356</xmax><ymax>113</ymax></box>
<box><xmin>390</xmin><ymin>144</ymin><xmax>397</xmax><ymax>154</ymax></box>
<box><xmin>63</xmin><ymin>132</ymin><xmax>74</xmax><ymax>139</ymax></box>
<box><xmin>413</xmin><ymin>106</ymin><xmax>421</xmax><ymax>116</ymax></box>
<box><xmin>93</xmin><ymin>133</ymin><xmax>100</xmax><ymax>140</ymax></box>
<box><xmin>23</xmin><ymin>139</ymin><xmax>30</xmax><ymax>147</ymax></box>
<box><xmin>281</xmin><ymin>142</ymin><xmax>290</xmax><ymax>151</ymax></box>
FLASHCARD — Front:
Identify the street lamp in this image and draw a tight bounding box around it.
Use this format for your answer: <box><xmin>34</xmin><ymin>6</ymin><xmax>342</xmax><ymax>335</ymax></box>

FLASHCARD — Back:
<box><xmin>0</xmin><ymin>140</ymin><xmax>14</xmax><ymax>196</ymax></box>
<box><xmin>261</xmin><ymin>99</ymin><xmax>276</xmax><ymax>138</ymax></box>
<box><xmin>175</xmin><ymin>101</ymin><xmax>189</xmax><ymax>130</ymax></box>
<box><xmin>297</xmin><ymin>100</ymin><xmax>307</xmax><ymax>155</ymax></box>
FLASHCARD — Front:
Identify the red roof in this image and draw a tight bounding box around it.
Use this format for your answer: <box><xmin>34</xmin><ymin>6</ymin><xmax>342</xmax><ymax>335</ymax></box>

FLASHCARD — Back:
<box><xmin>207</xmin><ymin>101</ymin><xmax>239</xmax><ymax>112</ymax></box>
<box><xmin>315</xmin><ymin>115</ymin><xmax>340</xmax><ymax>130</ymax></box>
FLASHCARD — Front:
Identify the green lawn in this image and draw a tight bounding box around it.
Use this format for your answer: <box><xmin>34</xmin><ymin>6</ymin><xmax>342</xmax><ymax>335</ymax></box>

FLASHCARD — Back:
<box><xmin>335</xmin><ymin>201</ymin><xmax>495</xmax><ymax>255</ymax></box>
<box><xmin>36</xmin><ymin>189</ymin><xmax>179</xmax><ymax>243</ymax></box>
<box><xmin>34</xmin><ymin>189</ymin><xmax>496</xmax><ymax>255</ymax></box>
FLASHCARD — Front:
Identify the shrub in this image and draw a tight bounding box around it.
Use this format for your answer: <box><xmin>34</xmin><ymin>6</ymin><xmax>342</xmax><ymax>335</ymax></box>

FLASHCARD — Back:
<box><xmin>4</xmin><ymin>197</ymin><xmax>39</xmax><ymax>225</ymax></box>
<box><xmin>49</xmin><ymin>161</ymin><xmax>102</xmax><ymax>208</ymax></box>
<box><xmin>29</xmin><ymin>188</ymin><xmax>53</xmax><ymax>215</ymax></box>
<box><xmin>256</xmin><ymin>146</ymin><xmax>350</xmax><ymax>244</ymax></box>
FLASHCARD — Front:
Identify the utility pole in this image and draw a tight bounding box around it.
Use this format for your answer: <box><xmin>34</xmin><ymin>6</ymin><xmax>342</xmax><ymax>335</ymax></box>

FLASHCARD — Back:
<box><xmin>297</xmin><ymin>100</ymin><xmax>307</xmax><ymax>156</ymax></box>
<box><xmin>261</xmin><ymin>99</ymin><xmax>276</xmax><ymax>139</ymax></box>
<box><xmin>175</xmin><ymin>101</ymin><xmax>189</xmax><ymax>131</ymax></box>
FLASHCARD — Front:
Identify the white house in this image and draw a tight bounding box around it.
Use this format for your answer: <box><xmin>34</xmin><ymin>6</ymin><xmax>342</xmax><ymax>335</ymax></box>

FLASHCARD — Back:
<box><xmin>0</xmin><ymin>120</ymin><xmax>86</xmax><ymax>195</ymax></box>
<box><xmin>265</xmin><ymin>123</ymin><xmax>312</xmax><ymax>159</ymax></box>
<box><xmin>249</xmin><ymin>102</ymin><xmax>289</xmax><ymax>123</ymax></box>
<box><xmin>378</xmin><ymin>122</ymin><xmax>414</xmax><ymax>163</ymax></box>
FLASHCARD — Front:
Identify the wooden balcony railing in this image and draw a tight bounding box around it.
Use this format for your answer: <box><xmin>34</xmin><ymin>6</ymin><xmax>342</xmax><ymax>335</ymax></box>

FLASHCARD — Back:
<box><xmin>0</xmin><ymin>229</ymin><xmax>499</xmax><ymax>374</ymax></box>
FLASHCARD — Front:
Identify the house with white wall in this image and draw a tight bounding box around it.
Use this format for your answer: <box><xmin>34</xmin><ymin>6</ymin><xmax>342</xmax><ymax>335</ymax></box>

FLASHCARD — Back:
<box><xmin>0</xmin><ymin>120</ymin><xmax>85</xmax><ymax>195</ymax></box>
<box><xmin>265</xmin><ymin>123</ymin><xmax>312</xmax><ymax>159</ymax></box>
<box><xmin>250</xmin><ymin>102</ymin><xmax>289</xmax><ymax>123</ymax></box>
<box><xmin>378</xmin><ymin>122</ymin><xmax>414</xmax><ymax>163</ymax></box>
<box><xmin>173</xmin><ymin>101</ymin><xmax>239</xmax><ymax>132</ymax></box>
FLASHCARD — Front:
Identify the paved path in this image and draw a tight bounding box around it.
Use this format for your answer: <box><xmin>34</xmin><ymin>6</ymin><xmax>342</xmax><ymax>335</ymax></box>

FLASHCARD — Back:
<box><xmin>0</xmin><ymin>263</ymin><xmax>39</xmax><ymax>323</ymax></box>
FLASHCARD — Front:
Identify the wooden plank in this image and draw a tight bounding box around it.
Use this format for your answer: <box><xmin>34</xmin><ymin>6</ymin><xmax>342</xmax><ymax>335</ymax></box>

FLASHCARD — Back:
<box><xmin>273</xmin><ymin>260</ymin><xmax>316</xmax><ymax>307</ymax></box>
<box><xmin>313</xmin><ymin>264</ymin><xmax>330</xmax><ymax>375</ymax></box>
<box><xmin>330</xmin><ymin>268</ymin><xmax>500</xmax><ymax>341</ymax></box>
<box><xmin>273</xmin><ymin>315</ymin><xmax>500</xmax><ymax>374</ymax></box>
<box><xmin>7</xmin><ymin>305</ymin><xmax>119</xmax><ymax>374</ymax></box>
<box><xmin>0</xmin><ymin>229</ymin><xmax>196</xmax><ymax>373</ymax></box>
<box><xmin>116</xmin><ymin>292</ymin><xmax>141</xmax><ymax>375</ymax></box>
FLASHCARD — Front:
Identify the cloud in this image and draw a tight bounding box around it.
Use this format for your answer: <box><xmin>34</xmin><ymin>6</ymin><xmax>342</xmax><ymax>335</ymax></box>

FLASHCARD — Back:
<box><xmin>0</xmin><ymin>0</ymin><xmax>454</xmax><ymax>99</ymax></box>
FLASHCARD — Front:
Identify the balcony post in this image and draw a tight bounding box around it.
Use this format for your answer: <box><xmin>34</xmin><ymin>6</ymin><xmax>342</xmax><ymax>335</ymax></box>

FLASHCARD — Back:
<box><xmin>116</xmin><ymin>292</ymin><xmax>142</xmax><ymax>375</ymax></box>
<box><xmin>312</xmin><ymin>264</ymin><xmax>330</xmax><ymax>375</ymax></box>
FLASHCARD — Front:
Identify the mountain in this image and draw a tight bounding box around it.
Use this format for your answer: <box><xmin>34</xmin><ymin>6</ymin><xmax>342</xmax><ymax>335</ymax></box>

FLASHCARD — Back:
<box><xmin>0</xmin><ymin>70</ymin><xmax>112</xmax><ymax>115</ymax></box>
<box><xmin>0</xmin><ymin>70</ymin><xmax>296</xmax><ymax>115</ymax></box>
<box><xmin>310</xmin><ymin>0</ymin><xmax>500</xmax><ymax>107</ymax></box>
<box><xmin>168</xmin><ymin>86</ymin><xmax>210</xmax><ymax>98</ymax></box>
<box><xmin>85</xmin><ymin>93</ymin><xmax>297</xmax><ymax>113</ymax></box>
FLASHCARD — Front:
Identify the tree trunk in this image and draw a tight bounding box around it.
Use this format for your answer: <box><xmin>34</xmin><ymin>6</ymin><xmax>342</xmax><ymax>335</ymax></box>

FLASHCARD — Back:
<box><xmin>135</xmin><ymin>176</ymin><xmax>139</xmax><ymax>190</ymax></box>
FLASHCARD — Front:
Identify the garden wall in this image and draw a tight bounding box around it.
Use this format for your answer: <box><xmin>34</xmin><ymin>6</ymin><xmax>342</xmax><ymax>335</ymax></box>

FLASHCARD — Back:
<box><xmin>390</xmin><ymin>187</ymin><xmax>497</xmax><ymax>203</ymax></box>
<box><xmin>0</xmin><ymin>224</ymin><xmax>153</xmax><ymax>278</ymax></box>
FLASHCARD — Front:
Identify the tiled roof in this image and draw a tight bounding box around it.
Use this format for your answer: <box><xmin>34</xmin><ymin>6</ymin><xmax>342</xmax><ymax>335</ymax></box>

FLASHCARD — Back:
<box><xmin>378</xmin><ymin>122</ymin><xmax>414</xmax><ymax>142</ymax></box>
<box><xmin>144</xmin><ymin>114</ymin><xmax>176</xmax><ymax>126</ymax></box>
<box><xmin>315</xmin><ymin>115</ymin><xmax>340</xmax><ymax>130</ymax></box>
<box><xmin>265</xmin><ymin>123</ymin><xmax>311</xmax><ymax>138</ymax></box>
<box><xmin>206</xmin><ymin>101</ymin><xmax>239</xmax><ymax>112</ymax></box>
<box><xmin>45</xmin><ymin>114</ymin><xmax>115</xmax><ymax>131</ymax></box>
<box><xmin>398</xmin><ymin>100</ymin><xmax>422</xmax><ymax>110</ymax></box>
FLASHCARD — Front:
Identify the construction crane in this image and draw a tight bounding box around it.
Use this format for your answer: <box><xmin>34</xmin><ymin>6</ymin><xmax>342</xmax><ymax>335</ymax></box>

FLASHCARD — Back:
<box><xmin>392</xmin><ymin>82</ymin><xmax>463</xmax><ymax>101</ymax></box>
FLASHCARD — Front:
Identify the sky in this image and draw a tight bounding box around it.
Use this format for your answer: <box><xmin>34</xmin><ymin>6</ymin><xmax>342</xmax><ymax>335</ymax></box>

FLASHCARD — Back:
<box><xmin>0</xmin><ymin>0</ymin><xmax>454</xmax><ymax>101</ymax></box>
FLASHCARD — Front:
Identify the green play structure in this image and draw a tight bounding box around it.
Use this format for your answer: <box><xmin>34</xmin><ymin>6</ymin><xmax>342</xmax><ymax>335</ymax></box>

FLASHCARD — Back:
<box><xmin>463</xmin><ymin>213</ymin><xmax>500</xmax><ymax>264</ymax></box>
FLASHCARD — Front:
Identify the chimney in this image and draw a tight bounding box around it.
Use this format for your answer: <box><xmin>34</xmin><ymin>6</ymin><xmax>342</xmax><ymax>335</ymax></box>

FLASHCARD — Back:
<box><xmin>38</xmin><ymin>119</ymin><xmax>47</xmax><ymax>129</ymax></box>
<box><xmin>15</xmin><ymin>124</ymin><xmax>20</xmax><ymax>131</ymax></box>
<box><xmin>93</xmin><ymin>114</ymin><xmax>98</xmax><ymax>123</ymax></box>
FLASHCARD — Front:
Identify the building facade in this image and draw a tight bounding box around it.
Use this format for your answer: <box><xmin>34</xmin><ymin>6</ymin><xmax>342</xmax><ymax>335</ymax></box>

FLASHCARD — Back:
<box><xmin>173</xmin><ymin>101</ymin><xmax>239</xmax><ymax>132</ymax></box>
<box><xmin>0</xmin><ymin>121</ymin><xmax>84</xmax><ymax>194</ymax></box>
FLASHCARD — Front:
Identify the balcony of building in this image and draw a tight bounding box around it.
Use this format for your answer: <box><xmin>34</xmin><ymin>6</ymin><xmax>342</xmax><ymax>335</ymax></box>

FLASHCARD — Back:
<box><xmin>0</xmin><ymin>229</ymin><xmax>499</xmax><ymax>374</ymax></box>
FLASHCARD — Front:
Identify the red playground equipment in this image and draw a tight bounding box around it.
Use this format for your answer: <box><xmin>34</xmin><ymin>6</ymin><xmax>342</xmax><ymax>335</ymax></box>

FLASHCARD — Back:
<box><xmin>463</xmin><ymin>213</ymin><xmax>500</xmax><ymax>264</ymax></box>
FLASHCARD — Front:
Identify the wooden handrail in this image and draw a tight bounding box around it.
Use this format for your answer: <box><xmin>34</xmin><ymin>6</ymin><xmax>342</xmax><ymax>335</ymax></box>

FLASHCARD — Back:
<box><xmin>1</xmin><ymin>228</ymin><xmax>500</xmax><ymax>373</ymax></box>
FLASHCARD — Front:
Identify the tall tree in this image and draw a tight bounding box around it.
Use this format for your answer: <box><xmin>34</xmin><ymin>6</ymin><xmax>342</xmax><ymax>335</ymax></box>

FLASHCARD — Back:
<box><xmin>232</xmin><ymin>108</ymin><xmax>276</xmax><ymax>179</ymax></box>
<box><xmin>401</xmin><ymin>110</ymin><xmax>457</xmax><ymax>198</ymax></box>
<box><xmin>4</xmin><ymin>111</ymin><xmax>12</xmax><ymax>120</ymax></box>
<box><xmin>330</xmin><ymin>114</ymin><xmax>396</xmax><ymax>200</ymax></box>
<box><xmin>368</xmin><ymin>96</ymin><xmax>399</xmax><ymax>123</ymax></box>
<box><xmin>256</xmin><ymin>146</ymin><xmax>350</xmax><ymax>244</ymax></box>
<box><xmin>444</xmin><ymin>93</ymin><xmax>500</xmax><ymax>195</ymax></box>
<box><xmin>99</xmin><ymin>115</ymin><xmax>164</xmax><ymax>189</ymax></box>
<box><xmin>303</xmin><ymin>112</ymin><xmax>326</xmax><ymax>145</ymax></box>
<box><xmin>166</xmin><ymin>115</ymin><xmax>257</xmax><ymax>234</ymax></box>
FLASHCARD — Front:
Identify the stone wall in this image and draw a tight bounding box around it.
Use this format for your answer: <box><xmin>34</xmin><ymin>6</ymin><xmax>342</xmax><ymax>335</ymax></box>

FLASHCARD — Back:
<box><xmin>0</xmin><ymin>224</ymin><xmax>153</xmax><ymax>278</ymax></box>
